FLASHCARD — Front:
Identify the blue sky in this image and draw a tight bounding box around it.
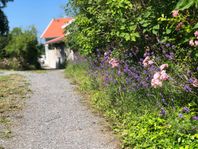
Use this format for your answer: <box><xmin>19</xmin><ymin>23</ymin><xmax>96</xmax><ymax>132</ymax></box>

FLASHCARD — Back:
<box><xmin>4</xmin><ymin>0</ymin><xmax>69</xmax><ymax>42</ymax></box>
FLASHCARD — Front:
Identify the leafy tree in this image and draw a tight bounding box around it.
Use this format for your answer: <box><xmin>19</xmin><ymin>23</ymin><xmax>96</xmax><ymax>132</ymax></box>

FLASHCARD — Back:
<box><xmin>0</xmin><ymin>0</ymin><xmax>13</xmax><ymax>57</ymax></box>
<box><xmin>0</xmin><ymin>0</ymin><xmax>13</xmax><ymax>8</ymax></box>
<box><xmin>0</xmin><ymin>9</ymin><xmax>8</xmax><ymax>35</ymax></box>
<box><xmin>5</xmin><ymin>27</ymin><xmax>41</xmax><ymax>69</ymax></box>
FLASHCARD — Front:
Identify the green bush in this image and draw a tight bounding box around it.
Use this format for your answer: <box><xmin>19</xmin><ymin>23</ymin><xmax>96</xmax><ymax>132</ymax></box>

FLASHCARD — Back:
<box><xmin>64</xmin><ymin>0</ymin><xmax>198</xmax><ymax>148</ymax></box>
<box><xmin>4</xmin><ymin>27</ymin><xmax>41</xmax><ymax>70</ymax></box>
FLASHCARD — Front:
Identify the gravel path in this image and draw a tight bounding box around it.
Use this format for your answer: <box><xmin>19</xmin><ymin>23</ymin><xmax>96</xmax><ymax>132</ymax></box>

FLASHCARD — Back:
<box><xmin>2</xmin><ymin>70</ymin><xmax>119</xmax><ymax>149</ymax></box>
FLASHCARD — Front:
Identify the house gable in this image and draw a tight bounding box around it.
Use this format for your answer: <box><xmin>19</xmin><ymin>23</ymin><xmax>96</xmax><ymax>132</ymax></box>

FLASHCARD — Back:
<box><xmin>40</xmin><ymin>18</ymin><xmax>73</xmax><ymax>39</ymax></box>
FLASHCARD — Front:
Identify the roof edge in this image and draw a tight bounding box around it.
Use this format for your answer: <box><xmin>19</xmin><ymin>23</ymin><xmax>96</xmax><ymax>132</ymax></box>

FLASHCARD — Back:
<box><xmin>40</xmin><ymin>19</ymin><xmax>54</xmax><ymax>39</ymax></box>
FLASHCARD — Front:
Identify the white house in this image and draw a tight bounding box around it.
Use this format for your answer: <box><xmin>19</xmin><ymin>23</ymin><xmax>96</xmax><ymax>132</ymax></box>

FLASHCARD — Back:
<box><xmin>40</xmin><ymin>18</ymin><xmax>74</xmax><ymax>69</ymax></box>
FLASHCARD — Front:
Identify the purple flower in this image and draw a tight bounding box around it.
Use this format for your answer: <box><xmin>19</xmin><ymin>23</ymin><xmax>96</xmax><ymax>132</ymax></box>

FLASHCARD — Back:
<box><xmin>124</xmin><ymin>65</ymin><xmax>129</xmax><ymax>73</ymax></box>
<box><xmin>182</xmin><ymin>107</ymin><xmax>190</xmax><ymax>113</ymax></box>
<box><xmin>166</xmin><ymin>43</ymin><xmax>171</xmax><ymax>47</ymax></box>
<box><xmin>165</xmin><ymin>52</ymin><xmax>174</xmax><ymax>60</ymax></box>
<box><xmin>172</xmin><ymin>45</ymin><xmax>176</xmax><ymax>49</ymax></box>
<box><xmin>160</xmin><ymin>108</ymin><xmax>166</xmax><ymax>116</ymax></box>
<box><xmin>188</xmin><ymin>78</ymin><xmax>194</xmax><ymax>84</ymax></box>
<box><xmin>178</xmin><ymin>113</ymin><xmax>183</xmax><ymax>118</ymax></box>
<box><xmin>162</xmin><ymin>98</ymin><xmax>167</xmax><ymax>105</ymax></box>
<box><xmin>192</xmin><ymin>116</ymin><xmax>198</xmax><ymax>120</ymax></box>
<box><xmin>184</xmin><ymin>85</ymin><xmax>192</xmax><ymax>92</ymax></box>
<box><xmin>117</xmin><ymin>70</ymin><xmax>121</xmax><ymax>76</ymax></box>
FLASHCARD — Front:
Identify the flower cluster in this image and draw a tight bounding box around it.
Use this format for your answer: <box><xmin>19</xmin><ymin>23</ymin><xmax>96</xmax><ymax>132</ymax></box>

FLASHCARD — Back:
<box><xmin>151</xmin><ymin>64</ymin><xmax>169</xmax><ymax>88</ymax></box>
<box><xmin>189</xmin><ymin>31</ymin><xmax>198</xmax><ymax>46</ymax></box>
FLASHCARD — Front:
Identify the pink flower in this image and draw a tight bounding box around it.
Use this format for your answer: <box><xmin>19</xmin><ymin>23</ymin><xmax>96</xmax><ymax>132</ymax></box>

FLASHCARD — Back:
<box><xmin>172</xmin><ymin>10</ymin><xmax>179</xmax><ymax>17</ymax></box>
<box><xmin>189</xmin><ymin>40</ymin><xmax>195</xmax><ymax>46</ymax></box>
<box><xmin>160</xmin><ymin>70</ymin><xmax>169</xmax><ymax>81</ymax></box>
<box><xmin>109</xmin><ymin>58</ymin><xmax>119</xmax><ymax>68</ymax></box>
<box><xmin>143</xmin><ymin>56</ymin><xmax>154</xmax><ymax>67</ymax></box>
<box><xmin>151</xmin><ymin>70</ymin><xmax>169</xmax><ymax>88</ymax></box>
<box><xmin>151</xmin><ymin>78</ymin><xmax>162</xmax><ymax>88</ymax></box>
<box><xmin>194</xmin><ymin>40</ymin><xmax>198</xmax><ymax>46</ymax></box>
<box><xmin>148</xmin><ymin>60</ymin><xmax>154</xmax><ymax>65</ymax></box>
<box><xmin>143</xmin><ymin>56</ymin><xmax>150</xmax><ymax>63</ymax></box>
<box><xmin>192</xmin><ymin>78</ymin><xmax>198</xmax><ymax>87</ymax></box>
<box><xmin>194</xmin><ymin>31</ymin><xmax>198</xmax><ymax>37</ymax></box>
<box><xmin>153</xmin><ymin>72</ymin><xmax>161</xmax><ymax>79</ymax></box>
<box><xmin>160</xmin><ymin>64</ymin><xmax>168</xmax><ymax>71</ymax></box>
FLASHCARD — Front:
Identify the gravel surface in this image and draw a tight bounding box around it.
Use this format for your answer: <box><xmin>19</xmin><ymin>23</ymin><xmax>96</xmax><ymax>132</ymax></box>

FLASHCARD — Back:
<box><xmin>1</xmin><ymin>70</ymin><xmax>119</xmax><ymax>149</ymax></box>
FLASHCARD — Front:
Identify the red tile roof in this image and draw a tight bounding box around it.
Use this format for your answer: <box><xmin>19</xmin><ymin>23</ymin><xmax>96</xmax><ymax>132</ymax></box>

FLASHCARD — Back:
<box><xmin>40</xmin><ymin>18</ymin><xmax>73</xmax><ymax>39</ymax></box>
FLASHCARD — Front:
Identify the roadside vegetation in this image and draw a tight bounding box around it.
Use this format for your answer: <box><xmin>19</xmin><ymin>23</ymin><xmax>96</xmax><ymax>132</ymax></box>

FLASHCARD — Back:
<box><xmin>0</xmin><ymin>0</ymin><xmax>43</xmax><ymax>70</ymax></box>
<box><xmin>0</xmin><ymin>74</ymin><xmax>29</xmax><ymax>139</ymax></box>
<box><xmin>65</xmin><ymin>0</ymin><xmax>198</xmax><ymax>148</ymax></box>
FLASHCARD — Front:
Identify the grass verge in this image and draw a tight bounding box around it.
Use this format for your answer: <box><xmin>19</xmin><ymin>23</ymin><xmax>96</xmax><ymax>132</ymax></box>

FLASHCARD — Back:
<box><xmin>65</xmin><ymin>62</ymin><xmax>198</xmax><ymax>149</ymax></box>
<box><xmin>0</xmin><ymin>74</ymin><xmax>29</xmax><ymax>139</ymax></box>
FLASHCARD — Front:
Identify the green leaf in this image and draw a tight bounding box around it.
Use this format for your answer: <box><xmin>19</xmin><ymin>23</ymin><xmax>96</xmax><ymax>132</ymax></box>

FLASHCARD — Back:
<box><xmin>193</xmin><ymin>23</ymin><xmax>198</xmax><ymax>29</ymax></box>
<box><xmin>166</xmin><ymin>29</ymin><xmax>171</xmax><ymax>34</ymax></box>
<box><xmin>175</xmin><ymin>0</ymin><xmax>195</xmax><ymax>10</ymax></box>
<box><xmin>153</xmin><ymin>25</ymin><xmax>160</xmax><ymax>30</ymax></box>
<box><xmin>152</xmin><ymin>30</ymin><xmax>158</xmax><ymax>35</ymax></box>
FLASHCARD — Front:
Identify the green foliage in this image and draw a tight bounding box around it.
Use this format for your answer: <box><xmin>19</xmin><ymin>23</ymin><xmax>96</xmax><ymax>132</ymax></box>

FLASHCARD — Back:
<box><xmin>0</xmin><ymin>35</ymin><xmax>9</xmax><ymax>57</ymax></box>
<box><xmin>66</xmin><ymin>0</ymin><xmax>197</xmax><ymax>71</ymax></box>
<box><xmin>0</xmin><ymin>0</ymin><xmax>13</xmax><ymax>8</ymax></box>
<box><xmin>0</xmin><ymin>0</ymin><xmax>13</xmax><ymax>58</ymax></box>
<box><xmin>65</xmin><ymin>62</ymin><xmax>198</xmax><ymax>149</ymax></box>
<box><xmin>0</xmin><ymin>9</ymin><xmax>8</xmax><ymax>35</ymax></box>
<box><xmin>176</xmin><ymin>0</ymin><xmax>198</xmax><ymax>10</ymax></box>
<box><xmin>65</xmin><ymin>0</ymin><xmax>198</xmax><ymax>148</ymax></box>
<box><xmin>4</xmin><ymin>27</ymin><xmax>40</xmax><ymax>69</ymax></box>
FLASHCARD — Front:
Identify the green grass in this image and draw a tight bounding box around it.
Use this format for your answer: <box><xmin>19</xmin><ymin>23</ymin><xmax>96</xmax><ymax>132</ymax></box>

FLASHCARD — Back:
<box><xmin>0</xmin><ymin>74</ymin><xmax>29</xmax><ymax>139</ymax></box>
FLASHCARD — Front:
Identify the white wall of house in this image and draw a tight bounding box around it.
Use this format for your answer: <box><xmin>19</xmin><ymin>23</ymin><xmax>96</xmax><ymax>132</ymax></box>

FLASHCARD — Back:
<box><xmin>44</xmin><ymin>44</ymin><xmax>66</xmax><ymax>69</ymax></box>
<box><xmin>44</xmin><ymin>43</ymin><xmax>75</xmax><ymax>69</ymax></box>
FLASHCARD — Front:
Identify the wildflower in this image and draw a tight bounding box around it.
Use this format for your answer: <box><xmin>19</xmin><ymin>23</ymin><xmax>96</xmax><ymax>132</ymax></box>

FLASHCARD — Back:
<box><xmin>151</xmin><ymin>70</ymin><xmax>169</xmax><ymax>88</ymax></box>
<box><xmin>188</xmin><ymin>78</ymin><xmax>194</xmax><ymax>84</ymax></box>
<box><xmin>189</xmin><ymin>40</ymin><xmax>195</xmax><ymax>46</ymax></box>
<box><xmin>194</xmin><ymin>31</ymin><xmax>198</xmax><ymax>37</ymax></box>
<box><xmin>172</xmin><ymin>10</ymin><xmax>179</xmax><ymax>17</ymax></box>
<box><xmin>192</xmin><ymin>116</ymin><xmax>198</xmax><ymax>120</ymax></box>
<box><xmin>109</xmin><ymin>58</ymin><xmax>119</xmax><ymax>68</ymax></box>
<box><xmin>165</xmin><ymin>52</ymin><xmax>174</xmax><ymax>60</ymax></box>
<box><xmin>182</xmin><ymin>107</ymin><xmax>190</xmax><ymax>113</ymax></box>
<box><xmin>192</xmin><ymin>78</ymin><xmax>198</xmax><ymax>87</ymax></box>
<box><xmin>160</xmin><ymin>70</ymin><xmax>169</xmax><ymax>81</ymax></box>
<box><xmin>151</xmin><ymin>78</ymin><xmax>162</xmax><ymax>88</ymax></box>
<box><xmin>124</xmin><ymin>65</ymin><xmax>129</xmax><ymax>73</ymax></box>
<box><xmin>162</xmin><ymin>98</ymin><xmax>167</xmax><ymax>105</ymax></box>
<box><xmin>153</xmin><ymin>72</ymin><xmax>161</xmax><ymax>79</ymax></box>
<box><xmin>194</xmin><ymin>40</ymin><xmax>198</xmax><ymax>46</ymax></box>
<box><xmin>143</xmin><ymin>56</ymin><xmax>154</xmax><ymax>68</ymax></box>
<box><xmin>166</xmin><ymin>43</ymin><xmax>171</xmax><ymax>47</ymax></box>
<box><xmin>160</xmin><ymin>108</ymin><xmax>166</xmax><ymax>116</ymax></box>
<box><xmin>178</xmin><ymin>113</ymin><xmax>183</xmax><ymax>118</ymax></box>
<box><xmin>184</xmin><ymin>85</ymin><xmax>192</xmax><ymax>92</ymax></box>
<box><xmin>160</xmin><ymin>64</ymin><xmax>168</xmax><ymax>71</ymax></box>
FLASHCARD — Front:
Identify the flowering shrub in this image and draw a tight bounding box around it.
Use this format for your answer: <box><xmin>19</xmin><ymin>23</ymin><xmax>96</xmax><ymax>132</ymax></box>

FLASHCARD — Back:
<box><xmin>65</xmin><ymin>0</ymin><xmax>198</xmax><ymax>148</ymax></box>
